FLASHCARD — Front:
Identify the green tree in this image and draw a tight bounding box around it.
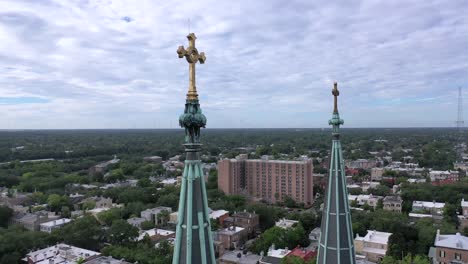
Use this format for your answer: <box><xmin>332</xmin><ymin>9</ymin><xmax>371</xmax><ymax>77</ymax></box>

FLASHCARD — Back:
<box><xmin>108</xmin><ymin>219</ymin><xmax>139</xmax><ymax>246</ymax></box>
<box><xmin>53</xmin><ymin>215</ymin><xmax>103</xmax><ymax>251</ymax></box>
<box><xmin>0</xmin><ymin>206</ymin><xmax>13</xmax><ymax>227</ymax></box>
<box><xmin>140</xmin><ymin>220</ymin><xmax>155</xmax><ymax>230</ymax></box>
<box><xmin>97</xmin><ymin>208</ymin><xmax>122</xmax><ymax>226</ymax></box>
<box><xmin>82</xmin><ymin>200</ymin><xmax>96</xmax><ymax>210</ymax></box>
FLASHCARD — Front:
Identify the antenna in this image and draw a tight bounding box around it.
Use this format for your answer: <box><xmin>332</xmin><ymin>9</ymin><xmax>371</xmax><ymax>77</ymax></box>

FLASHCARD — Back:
<box><xmin>456</xmin><ymin>86</ymin><xmax>464</xmax><ymax>132</ymax></box>
<box><xmin>456</xmin><ymin>86</ymin><xmax>464</xmax><ymax>162</ymax></box>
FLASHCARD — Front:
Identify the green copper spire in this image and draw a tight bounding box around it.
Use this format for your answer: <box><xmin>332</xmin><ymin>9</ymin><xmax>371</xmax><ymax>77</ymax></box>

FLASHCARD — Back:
<box><xmin>172</xmin><ymin>33</ymin><xmax>216</xmax><ymax>264</ymax></box>
<box><xmin>317</xmin><ymin>82</ymin><xmax>356</xmax><ymax>264</ymax></box>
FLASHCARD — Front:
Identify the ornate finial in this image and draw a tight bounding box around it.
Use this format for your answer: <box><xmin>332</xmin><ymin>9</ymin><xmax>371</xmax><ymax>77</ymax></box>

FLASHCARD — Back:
<box><xmin>177</xmin><ymin>33</ymin><xmax>206</xmax><ymax>100</ymax></box>
<box><xmin>332</xmin><ymin>82</ymin><xmax>339</xmax><ymax>113</ymax></box>
<box><xmin>177</xmin><ymin>33</ymin><xmax>207</xmax><ymax>144</ymax></box>
<box><xmin>329</xmin><ymin>82</ymin><xmax>344</xmax><ymax>138</ymax></box>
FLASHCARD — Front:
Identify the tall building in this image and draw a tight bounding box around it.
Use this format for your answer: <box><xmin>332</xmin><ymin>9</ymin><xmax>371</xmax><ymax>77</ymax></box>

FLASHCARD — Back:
<box><xmin>172</xmin><ymin>33</ymin><xmax>216</xmax><ymax>264</ymax></box>
<box><xmin>317</xmin><ymin>82</ymin><xmax>356</xmax><ymax>264</ymax></box>
<box><xmin>218</xmin><ymin>154</ymin><xmax>314</xmax><ymax>205</ymax></box>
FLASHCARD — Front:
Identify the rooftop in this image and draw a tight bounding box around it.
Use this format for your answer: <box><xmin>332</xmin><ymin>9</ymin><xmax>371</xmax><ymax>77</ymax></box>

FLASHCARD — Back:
<box><xmin>412</xmin><ymin>200</ymin><xmax>445</xmax><ymax>209</ymax></box>
<box><xmin>218</xmin><ymin>226</ymin><xmax>245</xmax><ymax>235</ymax></box>
<box><xmin>137</xmin><ymin>228</ymin><xmax>175</xmax><ymax>241</ymax></box>
<box><xmin>435</xmin><ymin>231</ymin><xmax>468</xmax><ymax>250</ymax></box>
<box><xmin>218</xmin><ymin>250</ymin><xmax>261</xmax><ymax>264</ymax></box>
<box><xmin>40</xmin><ymin>218</ymin><xmax>71</xmax><ymax>227</ymax></box>
<box><xmin>23</xmin><ymin>243</ymin><xmax>100</xmax><ymax>264</ymax></box>
<box><xmin>275</xmin><ymin>218</ymin><xmax>299</xmax><ymax>229</ymax></box>
<box><xmin>209</xmin><ymin>209</ymin><xmax>229</xmax><ymax>220</ymax></box>
<box><xmin>355</xmin><ymin>230</ymin><xmax>392</xmax><ymax>245</ymax></box>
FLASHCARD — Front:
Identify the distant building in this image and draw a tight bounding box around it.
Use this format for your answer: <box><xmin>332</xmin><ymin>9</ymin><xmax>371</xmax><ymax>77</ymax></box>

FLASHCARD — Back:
<box><xmin>348</xmin><ymin>194</ymin><xmax>382</xmax><ymax>209</ymax></box>
<box><xmin>215</xmin><ymin>226</ymin><xmax>248</xmax><ymax>250</ymax></box>
<box><xmin>260</xmin><ymin>245</ymin><xmax>291</xmax><ymax>263</ymax></box>
<box><xmin>431</xmin><ymin>230</ymin><xmax>468</xmax><ymax>264</ymax></box>
<box><xmin>23</xmin><ymin>243</ymin><xmax>100</xmax><ymax>264</ymax></box>
<box><xmin>224</xmin><ymin>210</ymin><xmax>259</xmax><ymax>236</ymax></box>
<box><xmin>137</xmin><ymin>228</ymin><xmax>175</xmax><ymax>242</ymax></box>
<box><xmin>10</xmin><ymin>211</ymin><xmax>60</xmax><ymax>231</ymax></box>
<box><xmin>412</xmin><ymin>201</ymin><xmax>445</xmax><ymax>215</ymax></box>
<box><xmin>458</xmin><ymin>199</ymin><xmax>468</xmax><ymax>232</ymax></box>
<box><xmin>355</xmin><ymin>230</ymin><xmax>392</xmax><ymax>263</ymax></box>
<box><xmin>275</xmin><ymin>218</ymin><xmax>299</xmax><ymax>229</ymax></box>
<box><xmin>429</xmin><ymin>170</ymin><xmax>459</xmax><ymax>185</ymax></box>
<box><xmin>218</xmin><ymin>250</ymin><xmax>261</xmax><ymax>264</ymax></box>
<box><xmin>218</xmin><ymin>155</ymin><xmax>314</xmax><ymax>205</ymax></box>
<box><xmin>141</xmin><ymin>206</ymin><xmax>172</xmax><ymax>225</ymax></box>
<box><xmin>346</xmin><ymin>159</ymin><xmax>377</xmax><ymax>169</ymax></box>
<box><xmin>127</xmin><ymin>217</ymin><xmax>146</xmax><ymax>228</ymax></box>
<box><xmin>78</xmin><ymin>196</ymin><xmax>113</xmax><ymax>210</ymax></box>
<box><xmin>382</xmin><ymin>196</ymin><xmax>402</xmax><ymax>213</ymax></box>
<box><xmin>39</xmin><ymin>218</ymin><xmax>71</xmax><ymax>233</ymax></box>
<box><xmin>286</xmin><ymin>246</ymin><xmax>317</xmax><ymax>262</ymax></box>
<box><xmin>143</xmin><ymin>156</ymin><xmax>162</xmax><ymax>163</ymax></box>
<box><xmin>209</xmin><ymin>209</ymin><xmax>230</xmax><ymax>226</ymax></box>
<box><xmin>89</xmin><ymin>155</ymin><xmax>120</xmax><ymax>175</ymax></box>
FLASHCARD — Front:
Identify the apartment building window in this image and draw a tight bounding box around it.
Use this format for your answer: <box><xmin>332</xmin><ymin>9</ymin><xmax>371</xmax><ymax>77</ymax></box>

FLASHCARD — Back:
<box><xmin>455</xmin><ymin>252</ymin><xmax>461</xmax><ymax>260</ymax></box>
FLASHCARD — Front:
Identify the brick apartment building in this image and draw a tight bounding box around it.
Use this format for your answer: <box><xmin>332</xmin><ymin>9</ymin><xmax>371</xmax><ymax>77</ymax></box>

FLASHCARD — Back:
<box><xmin>218</xmin><ymin>154</ymin><xmax>314</xmax><ymax>205</ymax></box>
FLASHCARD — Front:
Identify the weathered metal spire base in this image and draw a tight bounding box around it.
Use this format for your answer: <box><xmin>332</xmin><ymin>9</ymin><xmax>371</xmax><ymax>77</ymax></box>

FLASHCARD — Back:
<box><xmin>317</xmin><ymin>83</ymin><xmax>356</xmax><ymax>264</ymax></box>
<box><xmin>172</xmin><ymin>143</ymin><xmax>216</xmax><ymax>264</ymax></box>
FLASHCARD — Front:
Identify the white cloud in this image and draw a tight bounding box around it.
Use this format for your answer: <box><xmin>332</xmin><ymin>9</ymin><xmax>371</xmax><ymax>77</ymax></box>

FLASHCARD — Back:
<box><xmin>0</xmin><ymin>0</ymin><xmax>467</xmax><ymax>128</ymax></box>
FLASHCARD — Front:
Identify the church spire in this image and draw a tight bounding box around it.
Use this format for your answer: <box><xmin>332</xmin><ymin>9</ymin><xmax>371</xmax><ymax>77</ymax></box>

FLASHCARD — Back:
<box><xmin>317</xmin><ymin>82</ymin><xmax>356</xmax><ymax>264</ymax></box>
<box><xmin>172</xmin><ymin>33</ymin><xmax>216</xmax><ymax>264</ymax></box>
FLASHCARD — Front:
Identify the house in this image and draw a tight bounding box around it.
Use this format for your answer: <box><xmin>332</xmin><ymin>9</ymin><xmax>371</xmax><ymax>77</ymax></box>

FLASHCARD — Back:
<box><xmin>429</xmin><ymin>170</ymin><xmax>459</xmax><ymax>185</ymax></box>
<box><xmin>137</xmin><ymin>228</ymin><xmax>175</xmax><ymax>242</ymax></box>
<box><xmin>209</xmin><ymin>209</ymin><xmax>230</xmax><ymax>226</ymax></box>
<box><xmin>224</xmin><ymin>210</ymin><xmax>259</xmax><ymax>237</ymax></box>
<box><xmin>361</xmin><ymin>182</ymin><xmax>380</xmax><ymax>192</ymax></box>
<box><xmin>431</xmin><ymin>230</ymin><xmax>468</xmax><ymax>264</ymax></box>
<box><xmin>39</xmin><ymin>218</ymin><xmax>71</xmax><ymax>233</ymax></box>
<box><xmin>458</xmin><ymin>199</ymin><xmax>468</xmax><ymax>232</ymax></box>
<box><xmin>355</xmin><ymin>230</ymin><xmax>392</xmax><ymax>263</ymax></box>
<box><xmin>412</xmin><ymin>201</ymin><xmax>445</xmax><ymax>215</ymax></box>
<box><xmin>141</xmin><ymin>206</ymin><xmax>172</xmax><ymax>225</ymax></box>
<box><xmin>10</xmin><ymin>211</ymin><xmax>60</xmax><ymax>231</ymax></box>
<box><xmin>371</xmin><ymin>168</ymin><xmax>384</xmax><ymax>181</ymax></box>
<box><xmin>275</xmin><ymin>218</ymin><xmax>299</xmax><ymax>229</ymax></box>
<box><xmin>78</xmin><ymin>196</ymin><xmax>113</xmax><ymax>210</ymax></box>
<box><xmin>348</xmin><ymin>194</ymin><xmax>382</xmax><ymax>209</ymax></box>
<box><xmin>127</xmin><ymin>217</ymin><xmax>146</xmax><ymax>228</ymax></box>
<box><xmin>23</xmin><ymin>243</ymin><xmax>100</xmax><ymax>264</ymax></box>
<box><xmin>215</xmin><ymin>226</ymin><xmax>248</xmax><ymax>250</ymax></box>
<box><xmin>382</xmin><ymin>196</ymin><xmax>402</xmax><ymax>213</ymax></box>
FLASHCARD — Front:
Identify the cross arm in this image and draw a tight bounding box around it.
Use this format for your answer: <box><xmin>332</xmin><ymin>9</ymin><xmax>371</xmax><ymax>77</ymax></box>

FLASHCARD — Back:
<box><xmin>177</xmin><ymin>45</ymin><xmax>187</xmax><ymax>58</ymax></box>
<box><xmin>198</xmin><ymin>52</ymin><xmax>206</xmax><ymax>64</ymax></box>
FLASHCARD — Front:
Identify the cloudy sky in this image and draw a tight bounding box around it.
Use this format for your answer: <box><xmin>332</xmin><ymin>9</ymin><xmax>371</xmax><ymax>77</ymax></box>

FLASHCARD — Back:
<box><xmin>0</xmin><ymin>0</ymin><xmax>467</xmax><ymax>129</ymax></box>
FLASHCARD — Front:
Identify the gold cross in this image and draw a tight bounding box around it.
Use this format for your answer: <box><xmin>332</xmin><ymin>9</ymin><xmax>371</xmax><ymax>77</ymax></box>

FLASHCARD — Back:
<box><xmin>332</xmin><ymin>82</ymin><xmax>339</xmax><ymax>113</ymax></box>
<box><xmin>177</xmin><ymin>33</ymin><xmax>206</xmax><ymax>100</ymax></box>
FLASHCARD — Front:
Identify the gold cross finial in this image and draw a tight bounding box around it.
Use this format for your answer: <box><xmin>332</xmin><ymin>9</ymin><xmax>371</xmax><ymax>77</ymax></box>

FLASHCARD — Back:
<box><xmin>177</xmin><ymin>33</ymin><xmax>206</xmax><ymax>100</ymax></box>
<box><xmin>332</xmin><ymin>82</ymin><xmax>339</xmax><ymax>113</ymax></box>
